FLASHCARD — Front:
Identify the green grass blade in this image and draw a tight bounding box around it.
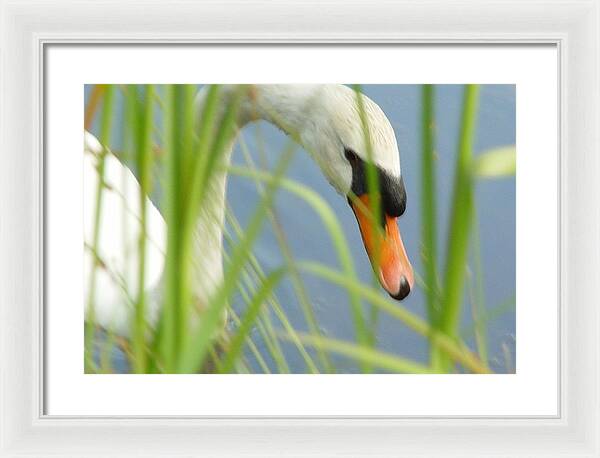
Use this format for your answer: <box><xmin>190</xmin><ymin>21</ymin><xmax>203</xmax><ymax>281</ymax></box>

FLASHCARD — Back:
<box><xmin>221</xmin><ymin>223</ymin><xmax>292</xmax><ymax>373</ymax></box>
<box><xmin>420</xmin><ymin>84</ymin><xmax>443</xmax><ymax>369</ymax></box>
<box><xmin>160</xmin><ymin>85</ymin><xmax>194</xmax><ymax>370</ymax></box>
<box><xmin>224</xmin><ymin>211</ymin><xmax>303</xmax><ymax>373</ymax></box>
<box><xmin>85</xmin><ymin>84</ymin><xmax>115</xmax><ymax>373</ymax></box>
<box><xmin>352</xmin><ymin>85</ymin><xmax>382</xmax><ymax>373</ymax></box>
<box><xmin>99</xmin><ymin>328</ymin><xmax>117</xmax><ymax>373</ymax></box>
<box><xmin>237</xmin><ymin>134</ymin><xmax>334</xmax><ymax>373</ymax></box>
<box><xmin>186</xmin><ymin>85</ymin><xmax>220</xmax><ymax>213</ymax></box>
<box><xmin>297</xmin><ymin>261</ymin><xmax>491</xmax><ymax>374</ymax></box>
<box><xmin>175</xmin><ymin>84</ymin><xmax>197</xmax><ymax>354</ymax></box>
<box><xmin>439</xmin><ymin>84</ymin><xmax>480</xmax><ymax>371</ymax></box>
<box><xmin>187</xmin><ymin>86</ymin><xmax>245</xmax><ymax>220</ymax></box>
<box><xmin>129</xmin><ymin>85</ymin><xmax>155</xmax><ymax>373</ymax></box>
<box><xmin>160</xmin><ymin>84</ymin><xmax>209</xmax><ymax>371</ymax></box>
<box><xmin>461</xmin><ymin>294</ymin><xmax>515</xmax><ymax>339</ymax></box>
<box><xmin>218</xmin><ymin>268</ymin><xmax>286</xmax><ymax>373</ymax></box>
<box><xmin>226</xmin><ymin>307</ymin><xmax>272</xmax><ymax>373</ymax></box>
<box><xmin>232</xmin><ymin>253</ymin><xmax>316</xmax><ymax>374</ymax></box>
<box><xmin>227</xmin><ymin>166</ymin><xmax>370</xmax><ymax>356</ymax></box>
<box><xmin>420</xmin><ymin>86</ymin><xmax>439</xmax><ymax>315</ymax></box>
<box><xmin>473</xmin><ymin>145</ymin><xmax>516</xmax><ymax>178</ymax></box>
<box><xmin>468</xmin><ymin>207</ymin><xmax>488</xmax><ymax>364</ymax></box>
<box><xmin>178</xmin><ymin>144</ymin><xmax>296</xmax><ymax>373</ymax></box>
<box><xmin>352</xmin><ymin>85</ymin><xmax>382</xmax><ymax>240</ymax></box>
<box><xmin>283</xmin><ymin>333</ymin><xmax>433</xmax><ymax>374</ymax></box>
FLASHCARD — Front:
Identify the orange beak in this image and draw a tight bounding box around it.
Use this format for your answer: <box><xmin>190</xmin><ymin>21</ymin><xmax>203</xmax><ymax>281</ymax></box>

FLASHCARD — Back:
<box><xmin>350</xmin><ymin>194</ymin><xmax>414</xmax><ymax>300</ymax></box>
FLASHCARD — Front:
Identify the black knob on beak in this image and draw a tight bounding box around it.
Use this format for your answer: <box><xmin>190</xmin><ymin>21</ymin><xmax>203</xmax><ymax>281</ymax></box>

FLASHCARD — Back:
<box><xmin>390</xmin><ymin>276</ymin><xmax>411</xmax><ymax>301</ymax></box>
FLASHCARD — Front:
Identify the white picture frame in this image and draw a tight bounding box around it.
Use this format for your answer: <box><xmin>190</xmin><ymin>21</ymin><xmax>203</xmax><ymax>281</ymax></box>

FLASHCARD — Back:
<box><xmin>1</xmin><ymin>0</ymin><xmax>598</xmax><ymax>456</ymax></box>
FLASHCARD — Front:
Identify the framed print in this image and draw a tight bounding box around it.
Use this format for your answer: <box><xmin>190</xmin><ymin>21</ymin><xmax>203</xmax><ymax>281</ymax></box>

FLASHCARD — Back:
<box><xmin>1</xmin><ymin>0</ymin><xmax>599</xmax><ymax>457</ymax></box>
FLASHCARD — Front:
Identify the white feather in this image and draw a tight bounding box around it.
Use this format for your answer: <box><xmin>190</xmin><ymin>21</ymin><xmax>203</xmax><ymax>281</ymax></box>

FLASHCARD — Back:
<box><xmin>84</xmin><ymin>132</ymin><xmax>165</xmax><ymax>336</ymax></box>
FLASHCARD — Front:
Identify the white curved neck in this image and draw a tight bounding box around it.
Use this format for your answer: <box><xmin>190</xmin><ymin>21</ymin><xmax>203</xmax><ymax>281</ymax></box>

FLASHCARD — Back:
<box><xmin>191</xmin><ymin>85</ymin><xmax>320</xmax><ymax>305</ymax></box>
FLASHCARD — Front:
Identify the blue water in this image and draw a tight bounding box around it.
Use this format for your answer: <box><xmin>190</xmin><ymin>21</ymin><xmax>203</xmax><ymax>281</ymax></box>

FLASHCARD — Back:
<box><xmin>86</xmin><ymin>84</ymin><xmax>516</xmax><ymax>373</ymax></box>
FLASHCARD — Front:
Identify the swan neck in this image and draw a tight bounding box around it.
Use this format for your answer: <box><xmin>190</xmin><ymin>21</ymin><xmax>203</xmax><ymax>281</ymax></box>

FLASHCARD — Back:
<box><xmin>190</xmin><ymin>84</ymin><xmax>316</xmax><ymax>305</ymax></box>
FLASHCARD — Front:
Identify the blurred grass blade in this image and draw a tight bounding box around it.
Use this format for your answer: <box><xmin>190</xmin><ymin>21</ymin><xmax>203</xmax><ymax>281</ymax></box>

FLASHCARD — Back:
<box><xmin>222</xmin><ymin>221</ymin><xmax>295</xmax><ymax>373</ymax></box>
<box><xmin>175</xmin><ymin>84</ymin><xmax>197</xmax><ymax>356</ymax></box>
<box><xmin>160</xmin><ymin>84</ymin><xmax>197</xmax><ymax>371</ymax></box>
<box><xmin>284</xmin><ymin>333</ymin><xmax>433</xmax><ymax>374</ymax></box>
<box><xmin>353</xmin><ymin>85</ymin><xmax>382</xmax><ymax>373</ymax></box>
<box><xmin>420</xmin><ymin>84</ymin><xmax>443</xmax><ymax>369</ymax></box>
<box><xmin>130</xmin><ymin>85</ymin><xmax>154</xmax><ymax>373</ymax></box>
<box><xmin>227</xmin><ymin>307</ymin><xmax>272</xmax><ymax>373</ymax></box>
<box><xmin>469</xmin><ymin>207</ymin><xmax>488</xmax><ymax>364</ymax></box>
<box><xmin>226</xmin><ymin>206</ymin><xmax>315</xmax><ymax>374</ymax></box>
<box><xmin>297</xmin><ymin>261</ymin><xmax>491</xmax><ymax>374</ymax></box>
<box><xmin>473</xmin><ymin>145</ymin><xmax>516</xmax><ymax>178</ymax></box>
<box><xmin>461</xmin><ymin>294</ymin><xmax>515</xmax><ymax>339</ymax></box>
<box><xmin>159</xmin><ymin>84</ymin><xmax>179</xmax><ymax>370</ymax></box>
<box><xmin>178</xmin><ymin>144</ymin><xmax>296</xmax><ymax>373</ymax></box>
<box><xmin>218</xmin><ymin>268</ymin><xmax>286</xmax><ymax>373</ymax></box>
<box><xmin>99</xmin><ymin>328</ymin><xmax>117</xmax><ymax>373</ymax></box>
<box><xmin>186</xmin><ymin>85</ymin><xmax>220</xmax><ymax>212</ymax></box>
<box><xmin>227</xmin><ymin>166</ymin><xmax>369</xmax><ymax>352</ymax></box>
<box><xmin>420</xmin><ymin>84</ymin><xmax>439</xmax><ymax>318</ymax></box>
<box><xmin>85</xmin><ymin>84</ymin><xmax>115</xmax><ymax>373</ymax></box>
<box><xmin>352</xmin><ymin>85</ymin><xmax>382</xmax><ymax>241</ymax></box>
<box><xmin>438</xmin><ymin>84</ymin><xmax>480</xmax><ymax>371</ymax></box>
<box><xmin>237</xmin><ymin>135</ymin><xmax>333</xmax><ymax>373</ymax></box>
<box><xmin>84</xmin><ymin>84</ymin><xmax>105</xmax><ymax>131</ymax></box>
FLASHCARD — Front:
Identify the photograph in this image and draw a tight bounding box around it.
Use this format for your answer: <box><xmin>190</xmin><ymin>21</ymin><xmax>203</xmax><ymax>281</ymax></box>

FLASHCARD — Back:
<box><xmin>83</xmin><ymin>83</ymin><xmax>515</xmax><ymax>375</ymax></box>
<box><xmin>6</xmin><ymin>0</ymin><xmax>600</xmax><ymax>452</ymax></box>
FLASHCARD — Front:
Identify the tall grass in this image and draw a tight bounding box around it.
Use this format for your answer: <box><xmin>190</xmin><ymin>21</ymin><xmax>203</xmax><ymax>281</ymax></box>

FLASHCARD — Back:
<box><xmin>237</xmin><ymin>134</ymin><xmax>330</xmax><ymax>372</ymax></box>
<box><xmin>84</xmin><ymin>84</ymin><xmax>114</xmax><ymax>372</ymax></box>
<box><xmin>84</xmin><ymin>84</ymin><xmax>513</xmax><ymax>374</ymax></box>
<box><xmin>437</xmin><ymin>85</ymin><xmax>480</xmax><ymax>371</ymax></box>
<box><xmin>420</xmin><ymin>85</ymin><xmax>442</xmax><ymax>369</ymax></box>
<box><xmin>129</xmin><ymin>85</ymin><xmax>154</xmax><ymax>373</ymax></box>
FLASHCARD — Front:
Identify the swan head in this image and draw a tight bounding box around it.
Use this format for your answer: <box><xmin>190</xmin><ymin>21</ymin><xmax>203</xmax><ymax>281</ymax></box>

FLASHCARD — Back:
<box><xmin>270</xmin><ymin>85</ymin><xmax>414</xmax><ymax>300</ymax></box>
<box><xmin>205</xmin><ymin>84</ymin><xmax>414</xmax><ymax>300</ymax></box>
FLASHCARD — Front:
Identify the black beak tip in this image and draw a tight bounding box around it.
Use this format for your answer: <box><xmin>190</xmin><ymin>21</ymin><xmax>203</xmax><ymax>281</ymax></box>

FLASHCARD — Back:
<box><xmin>390</xmin><ymin>276</ymin><xmax>411</xmax><ymax>301</ymax></box>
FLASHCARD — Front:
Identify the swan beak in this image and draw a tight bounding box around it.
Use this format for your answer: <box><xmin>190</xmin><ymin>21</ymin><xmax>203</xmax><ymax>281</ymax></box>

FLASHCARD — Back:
<box><xmin>350</xmin><ymin>194</ymin><xmax>414</xmax><ymax>300</ymax></box>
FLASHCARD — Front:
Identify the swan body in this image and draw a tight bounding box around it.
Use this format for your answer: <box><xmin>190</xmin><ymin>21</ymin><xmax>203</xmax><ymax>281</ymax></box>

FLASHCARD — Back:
<box><xmin>84</xmin><ymin>84</ymin><xmax>413</xmax><ymax>337</ymax></box>
<box><xmin>84</xmin><ymin>132</ymin><xmax>166</xmax><ymax>336</ymax></box>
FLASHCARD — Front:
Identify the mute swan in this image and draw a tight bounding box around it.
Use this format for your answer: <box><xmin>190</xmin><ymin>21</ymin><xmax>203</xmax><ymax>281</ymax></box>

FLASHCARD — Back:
<box><xmin>84</xmin><ymin>84</ymin><xmax>414</xmax><ymax>338</ymax></box>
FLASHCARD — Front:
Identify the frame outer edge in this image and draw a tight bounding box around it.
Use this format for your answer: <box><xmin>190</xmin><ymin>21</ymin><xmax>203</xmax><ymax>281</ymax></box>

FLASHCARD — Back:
<box><xmin>1</xmin><ymin>1</ymin><xmax>37</xmax><ymax>454</ymax></box>
<box><xmin>0</xmin><ymin>0</ymin><xmax>599</xmax><ymax>456</ymax></box>
<box><xmin>563</xmin><ymin>1</ymin><xmax>600</xmax><ymax>453</ymax></box>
